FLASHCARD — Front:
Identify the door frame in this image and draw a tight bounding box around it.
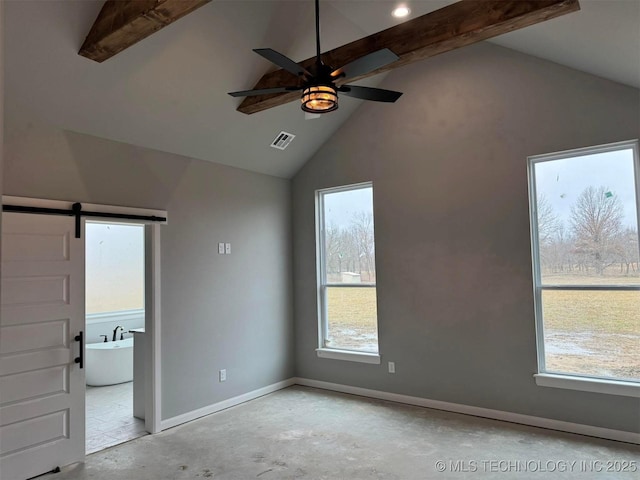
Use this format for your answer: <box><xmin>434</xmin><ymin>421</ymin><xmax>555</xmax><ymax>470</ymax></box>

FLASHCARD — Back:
<box><xmin>2</xmin><ymin>195</ymin><xmax>166</xmax><ymax>435</ymax></box>
<box><xmin>144</xmin><ymin>222</ymin><xmax>162</xmax><ymax>434</ymax></box>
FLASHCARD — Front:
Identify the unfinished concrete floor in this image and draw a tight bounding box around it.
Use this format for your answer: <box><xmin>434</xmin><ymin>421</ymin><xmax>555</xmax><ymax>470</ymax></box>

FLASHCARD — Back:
<box><xmin>52</xmin><ymin>386</ymin><xmax>639</xmax><ymax>479</ymax></box>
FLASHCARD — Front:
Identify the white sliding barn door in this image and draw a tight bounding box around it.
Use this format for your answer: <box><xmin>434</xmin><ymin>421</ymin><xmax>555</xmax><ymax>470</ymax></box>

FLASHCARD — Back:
<box><xmin>0</xmin><ymin>213</ymin><xmax>85</xmax><ymax>480</ymax></box>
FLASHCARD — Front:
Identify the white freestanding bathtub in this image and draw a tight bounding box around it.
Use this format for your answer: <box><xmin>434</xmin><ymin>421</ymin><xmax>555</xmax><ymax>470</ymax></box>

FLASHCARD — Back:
<box><xmin>86</xmin><ymin>337</ymin><xmax>134</xmax><ymax>386</ymax></box>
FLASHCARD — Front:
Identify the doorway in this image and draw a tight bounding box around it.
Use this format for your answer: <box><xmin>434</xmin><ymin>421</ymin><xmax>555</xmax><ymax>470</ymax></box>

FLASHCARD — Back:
<box><xmin>84</xmin><ymin>222</ymin><xmax>147</xmax><ymax>453</ymax></box>
<box><xmin>0</xmin><ymin>196</ymin><xmax>165</xmax><ymax>479</ymax></box>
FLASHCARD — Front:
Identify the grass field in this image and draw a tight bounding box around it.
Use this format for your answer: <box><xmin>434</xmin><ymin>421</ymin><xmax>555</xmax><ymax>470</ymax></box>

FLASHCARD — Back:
<box><xmin>542</xmin><ymin>272</ymin><xmax>640</xmax><ymax>285</ymax></box>
<box><xmin>326</xmin><ymin>280</ymin><xmax>640</xmax><ymax>380</ymax></box>
<box><xmin>326</xmin><ymin>287</ymin><xmax>378</xmax><ymax>352</ymax></box>
<box><xmin>541</xmin><ymin>290</ymin><xmax>639</xmax><ymax>335</ymax></box>
<box><xmin>542</xmin><ymin>289</ymin><xmax>639</xmax><ymax>380</ymax></box>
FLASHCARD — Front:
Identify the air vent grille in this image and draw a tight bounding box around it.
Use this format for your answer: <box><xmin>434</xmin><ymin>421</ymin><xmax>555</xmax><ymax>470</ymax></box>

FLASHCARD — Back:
<box><xmin>270</xmin><ymin>131</ymin><xmax>295</xmax><ymax>150</ymax></box>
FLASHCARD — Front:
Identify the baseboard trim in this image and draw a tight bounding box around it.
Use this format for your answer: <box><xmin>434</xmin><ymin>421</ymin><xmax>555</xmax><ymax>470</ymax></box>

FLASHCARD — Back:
<box><xmin>293</xmin><ymin>377</ymin><xmax>640</xmax><ymax>445</ymax></box>
<box><xmin>159</xmin><ymin>376</ymin><xmax>639</xmax><ymax>445</ymax></box>
<box><xmin>161</xmin><ymin>378</ymin><xmax>296</xmax><ymax>430</ymax></box>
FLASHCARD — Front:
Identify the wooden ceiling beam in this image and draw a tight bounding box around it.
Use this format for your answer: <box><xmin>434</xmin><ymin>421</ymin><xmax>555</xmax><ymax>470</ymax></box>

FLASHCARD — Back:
<box><xmin>79</xmin><ymin>0</ymin><xmax>211</xmax><ymax>63</ymax></box>
<box><xmin>237</xmin><ymin>0</ymin><xmax>580</xmax><ymax>114</ymax></box>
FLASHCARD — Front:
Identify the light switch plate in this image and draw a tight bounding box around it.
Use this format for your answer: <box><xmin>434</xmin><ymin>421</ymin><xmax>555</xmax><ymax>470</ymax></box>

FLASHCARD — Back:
<box><xmin>225</xmin><ymin>243</ymin><xmax>231</xmax><ymax>254</ymax></box>
<box><xmin>218</xmin><ymin>243</ymin><xmax>225</xmax><ymax>254</ymax></box>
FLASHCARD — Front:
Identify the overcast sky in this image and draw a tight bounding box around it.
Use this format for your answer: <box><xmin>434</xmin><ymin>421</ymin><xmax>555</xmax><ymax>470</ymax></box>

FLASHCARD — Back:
<box><xmin>324</xmin><ymin>185</ymin><xmax>373</xmax><ymax>229</ymax></box>
<box><xmin>534</xmin><ymin>148</ymin><xmax>638</xmax><ymax>229</ymax></box>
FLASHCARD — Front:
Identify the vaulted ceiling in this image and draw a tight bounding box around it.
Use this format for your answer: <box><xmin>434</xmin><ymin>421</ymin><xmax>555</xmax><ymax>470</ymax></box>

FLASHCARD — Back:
<box><xmin>5</xmin><ymin>1</ymin><xmax>639</xmax><ymax>178</ymax></box>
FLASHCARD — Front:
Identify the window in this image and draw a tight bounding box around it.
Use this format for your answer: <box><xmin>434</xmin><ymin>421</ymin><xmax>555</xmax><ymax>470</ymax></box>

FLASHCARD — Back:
<box><xmin>86</xmin><ymin>222</ymin><xmax>145</xmax><ymax>315</ymax></box>
<box><xmin>316</xmin><ymin>183</ymin><xmax>379</xmax><ymax>363</ymax></box>
<box><xmin>528</xmin><ymin>140</ymin><xmax>640</xmax><ymax>393</ymax></box>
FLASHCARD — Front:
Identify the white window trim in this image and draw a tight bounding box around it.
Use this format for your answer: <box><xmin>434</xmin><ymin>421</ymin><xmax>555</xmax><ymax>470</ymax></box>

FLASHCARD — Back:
<box><xmin>527</xmin><ymin>139</ymin><xmax>640</xmax><ymax>395</ymax></box>
<box><xmin>534</xmin><ymin>373</ymin><xmax>640</xmax><ymax>398</ymax></box>
<box><xmin>316</xmin><ymin>348</ymin><xmax>381</xmax><ymax>364</ymax></box>
<box><xmin>85</xmin><ymin>308</ymin><xmax>145</xmax><ymax>325</ymax></box>
<box><xmin>315</xmin><ymin>182</ymin><xmax>380</xmax><ymax>362</ymax></box>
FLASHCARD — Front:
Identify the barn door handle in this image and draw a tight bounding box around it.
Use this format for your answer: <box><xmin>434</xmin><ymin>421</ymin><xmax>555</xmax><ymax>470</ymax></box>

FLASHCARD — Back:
<box><xmin>74</xmin><ymin>331</ymin><xmax>84</xmax><ymax>369</ymax></box>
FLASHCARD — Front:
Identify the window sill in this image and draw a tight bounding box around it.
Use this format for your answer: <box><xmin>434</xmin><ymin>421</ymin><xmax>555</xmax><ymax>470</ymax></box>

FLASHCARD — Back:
<box><xmin>534</xmin><ymin>373</ymin><xmax>640</xmax><ymax>398</ymax></box>
<box><xmin>316</xmin><ymin>348</ymin><xmax>381</xmax><ymax>365</ymax></box>
<box><xmin>86</xmin><ymin>308</ymin><xmax>145</xmax><ymax>325</ymax></box>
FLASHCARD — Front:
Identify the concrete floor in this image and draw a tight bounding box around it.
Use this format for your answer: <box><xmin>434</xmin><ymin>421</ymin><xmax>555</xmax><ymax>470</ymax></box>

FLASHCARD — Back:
<box><xmin>52</xmin><ymin>386</ymin><xmax>639</xmax><ymax>479</ymax></box>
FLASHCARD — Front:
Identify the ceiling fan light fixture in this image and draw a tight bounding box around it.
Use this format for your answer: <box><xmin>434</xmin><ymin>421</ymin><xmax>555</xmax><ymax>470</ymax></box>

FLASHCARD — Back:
<box><xmin>301</xmin><ymin>85</ymin><xmax>338</xmax><ymax>113</ymax></box>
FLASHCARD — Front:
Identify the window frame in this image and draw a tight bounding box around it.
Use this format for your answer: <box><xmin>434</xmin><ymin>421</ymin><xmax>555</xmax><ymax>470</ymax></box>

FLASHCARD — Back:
<box><xmin>527</xmin><ymin>139</ymin><xmax>640</xmax><ymax>397</ymax></box>
<box><xmin>315</xmin><ymin>182</ymin><xmax>381</xmax><ymax>364</ymax></box>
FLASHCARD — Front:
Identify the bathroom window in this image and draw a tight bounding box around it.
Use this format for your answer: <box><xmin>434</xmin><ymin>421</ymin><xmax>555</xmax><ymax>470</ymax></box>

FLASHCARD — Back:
<box><xmin>528</xmin><ymin>140</ymin><xmax>640</xmax><ymax>393</ymax></box>
<box><xmin>316</xmin><ymin>183</ymin><xmax>380</xmax><ymax>363</ymax></box>
<box><xmin>86</xmin><ymin>222</ymin><xmax>145</xmax><ymax>315</ymax></box>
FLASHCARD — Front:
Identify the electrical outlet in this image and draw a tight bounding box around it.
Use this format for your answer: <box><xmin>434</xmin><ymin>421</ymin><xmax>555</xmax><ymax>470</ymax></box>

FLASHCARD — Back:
<box><xmin>218</xmin><ymin>243</ymin><xmax>225</xmax><ymax>254</ymax></box>
<box><xmin>225</xmin><ymin>243</ymin><xmax>231</xmax><ymax>254</ymax></box>
<box><xmin>219</xmin><ymin>369</ymin><xmax>227</xmax><ymax>382</ymax></box>
<box><xmin>388</xmin><ymin>362</ymin><xmax>395</xmax><ymax>374</ymax></box>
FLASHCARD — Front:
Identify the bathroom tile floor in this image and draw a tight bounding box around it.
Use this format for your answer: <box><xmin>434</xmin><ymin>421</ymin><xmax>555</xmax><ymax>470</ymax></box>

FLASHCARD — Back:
<box><xmin>86</xmin><ymin>382</ymin><xmax>147</xmax><ymax>454</ymax></box>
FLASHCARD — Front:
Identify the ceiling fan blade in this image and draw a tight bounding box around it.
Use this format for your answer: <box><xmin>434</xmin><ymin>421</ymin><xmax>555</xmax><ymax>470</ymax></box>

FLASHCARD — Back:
<box><xmin>228</xmin><ymin>86</ymin><xmax>301</xmax><ymax>97</ymax></box>
<box><xmin>331</xmin><ymin>49</ymin><xmax>399</xmax><ymax>79</ymax></box>
<box><xmin>305</xmin><ymin>112</ymin><xmax>321</xmax><ymax>120</ymax></box>
<box><xmin>254</xmin><ymin>48</ymin><xmax>312</xmax><ymax>78</ymax></box>
<box><xmin>339</xmin><ymin>85</ymin><xmax>403</xmax><ymax>103</ymax></box>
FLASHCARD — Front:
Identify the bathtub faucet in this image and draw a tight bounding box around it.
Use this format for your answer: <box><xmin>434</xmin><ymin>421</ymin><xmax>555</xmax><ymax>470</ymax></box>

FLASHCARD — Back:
<box><xmin>112</xmin><ymin>325</ymin><xmax>124</xmax><ymax>342</ymax></box>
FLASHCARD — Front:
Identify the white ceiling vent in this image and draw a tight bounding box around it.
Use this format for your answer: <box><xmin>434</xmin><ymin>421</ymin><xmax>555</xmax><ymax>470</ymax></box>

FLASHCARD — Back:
<box><xmin>270</xmin><ymin>131</ymin><xmax>295</xmax><ymax>150</ymax></box>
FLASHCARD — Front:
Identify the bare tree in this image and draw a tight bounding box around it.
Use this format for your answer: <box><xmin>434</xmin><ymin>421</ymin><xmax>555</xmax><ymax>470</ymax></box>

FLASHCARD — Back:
<box><xmin>536</xmin><ymin>194</ymin><xmax>560</xmax><ymax>245</ymax></box>
<box><xmin>570</xmin><ymin>186</ymin><xmax>624</xmax><ymax>275</ymax></box>
<box><xmin>325</xmin><ymin>223</ymin><xmax>342</xmax><ymax>276</ymax></box>
<box><xmin>536</xmin><ymin>194</ymin><xmax>563</xmax><ymax>273</ymax></box>
<box><xmin>541</xmin><ymin>224</ymin><xmax>575</xmax><ymax>273</ymax></box>
<box><xmin>349</xmin><ymin>212</ymin><xmax>376</xmax><ymax>282</ymax></box>
<box><xmin>339</xmin><ymin>228</ymin><xmax>358</xmax><ymax>274</ymax></box>
<box><xmin>618</xmin><ymin>227</ymin><xmax>640</xmax><ymax>274</ymax></box>
<box><xmin>324</xmin><ymin>211</ymin><xmax>376</xmax><ymax>282</ymax></box>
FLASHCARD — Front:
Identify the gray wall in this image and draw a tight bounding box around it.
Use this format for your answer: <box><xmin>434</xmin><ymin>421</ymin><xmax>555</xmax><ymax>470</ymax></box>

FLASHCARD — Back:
<box><xmin>292</xmin><ymin>43</ymin><xmax>640</xmax><ymax>433</ymax></box>
<box><xmin>3</xmin><ymin>119</ymin><xmax>294</xmax><ymax>420</ymax></box>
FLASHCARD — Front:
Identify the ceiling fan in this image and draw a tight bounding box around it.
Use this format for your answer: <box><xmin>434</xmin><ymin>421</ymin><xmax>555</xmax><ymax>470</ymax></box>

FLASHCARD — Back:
<box><xmin>228</xmin><ymin>0</ymin><xmax>403</xmax><ymax>114</ymax></box>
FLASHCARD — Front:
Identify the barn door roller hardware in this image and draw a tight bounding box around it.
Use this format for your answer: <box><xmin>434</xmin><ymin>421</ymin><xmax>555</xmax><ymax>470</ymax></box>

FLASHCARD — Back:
<box><xmin>2</xmin><ymin>202</ymin><xmax>167</xmax><ymax>238</ymax></box>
